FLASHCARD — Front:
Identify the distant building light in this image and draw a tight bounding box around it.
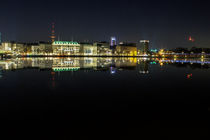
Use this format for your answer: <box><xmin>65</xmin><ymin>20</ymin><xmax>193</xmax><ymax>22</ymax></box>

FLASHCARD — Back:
<box><xmin>52</xmin><ymin>41</ymin><xmax>80</xmax><ymax>46</ymax></box>
<box><xmin>52</xmin><ymin>67</ymin><xmax>80</xmax><ymax>72</ymax></box>
<box><xmin>140</xmin><ymin>40</ymin><xmax>149</xmax><ymax>43</ymax></box>
<box><xmin>150</xmin><ymin>49</ymin><xmax>158</xmax><ymax>53</ymax></box>
<box><xmin>110</xmin><ymin>37</ymin><xmax>117</xmax><ymax>46</ymax></box>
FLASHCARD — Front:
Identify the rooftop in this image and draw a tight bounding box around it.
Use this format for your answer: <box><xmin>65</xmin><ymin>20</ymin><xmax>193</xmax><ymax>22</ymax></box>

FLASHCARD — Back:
<box><xmin>52</xmin><ymin>41</ymin><xmax>80</xmax><ymax>46</ymax></box>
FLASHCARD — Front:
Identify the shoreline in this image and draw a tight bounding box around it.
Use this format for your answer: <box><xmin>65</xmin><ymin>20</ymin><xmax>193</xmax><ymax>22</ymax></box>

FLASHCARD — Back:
<box><xmin>1</xmin><ymin>53</ymin><xmax>210</xmax><ymax>59</ymax></box>
<box><xmin>1</xmin><ymin>56</ymin><xmax>210</xmax><ymax>60</ymax></box>
<box><xmin>15</xmin><ymin>55</ymin><xmax>210</xmax><ymax>58</ymax></box>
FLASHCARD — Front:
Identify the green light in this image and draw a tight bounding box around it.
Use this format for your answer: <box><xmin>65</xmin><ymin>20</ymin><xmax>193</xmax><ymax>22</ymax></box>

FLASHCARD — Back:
<box><xmin>52</xmin><ymin>67</ymin><xmax>80</xmax><ymax>72</ymax></box>
<box><xmin>150</xmin><ymin>49</ymin><xmax>158</xmax><ymax>53</ymax></box>
<box><xmin>53</xmin><ymin>41</ymin><xmax>79</xmax><ymax>46</ymax></box>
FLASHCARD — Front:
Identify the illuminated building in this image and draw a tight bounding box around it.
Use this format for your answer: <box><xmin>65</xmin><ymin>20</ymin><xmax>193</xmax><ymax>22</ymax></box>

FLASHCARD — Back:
<box><xmin>94</xmin><ymin>42</ymin><xmax>112</xmax><ymax>56</ymax></box>
<box><xmin>52</xmin><ymin>41</ymin><xmax>80</xmax><ymax>55</ymax></box>
<box><xmin>80</xmin><ymin>43</ymin><xmax>97</xmax><ymax>56</ymax></box>
<box><xmin>13</xmin><ymin>43</ymin><xmax>32</xmax><ymax>55</ymax></box>
<box><xmin>1</xmin><ymin>42</ymin><xmax>12</xmax><ymax>51</ymax></box>
<box><xmin>32</xmin><ymin>42</ymin><xmax>53</xmax><ymax>55</ymax></box>
<box><xmin>31</xmin><ymin>44</ymin><xmax>40</xmax><ymax>55</ymax></box>
<box><xmin>150</xmin><ymin>49</ymin><xmax>158</xmax><ymax>53</ymax></box>
<box><xmin>110</xmin><ymin>37</ymin><xmax>117</xmax><ymax>47</ymax></box>
<box><xmin>110</xmin><ymin>37</ymin><xmax>117</xmax><ymax>53</ymax></box>
<box><xmin>140</xmin><ymin>40</ymin><xmax>149</xmax><ymax>54</ymax></box>
<box><xmin>1</xmin><ymin>42</ymin><xmax>31</xmax><ymax>55</ymax></box>
<box><xmin>116</xmin><ymin>43</ymin><xmax>137</xmax><ymax>56</ymax></box>
<box><xmin>0</xmin><ymin>45</ymin><xmax>2</xmax><ymax>52</ymax></box>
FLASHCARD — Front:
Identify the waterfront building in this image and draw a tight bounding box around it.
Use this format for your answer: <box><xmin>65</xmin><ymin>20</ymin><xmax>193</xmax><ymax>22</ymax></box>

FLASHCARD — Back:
<box><xmin>110</xmin><ymin>37</ymin><xmax>117</xmax><ymax>47</ymax></box>
<box><xmin>110</xmin><ymin>37</ymin><xmax>117</xmax><ymax>53</ymax></box>
<box><xmin>12</xmin><ymin>43</ymin><xmax>25</xmax><ymax>55</ymax></box>
<box><xmin>13</xmin><ymin>43</ymin><xmax>31</xmax><ymax>55</ymax></box>
<box><xmin>31</xmin><ymin>44</ymin><xmax>44</xmax><ymax>55</ymax></box>
<box><xmin>94</xmin><ymin>42</ymin><xmax>112</xmax><ymax>56</ymax></box>
<box><xmin>79</xmin><ymin>43</ymin><xmax>97</xmax><ymax>56</ymax></box>
<box><xmin>1</xmin><ymin>42</ymin><xmax>13</xmax><ymax>52</ymax></box>
<box><xmin>52</xmin><ymin>41</ymin><xmax>80</xmax><ymax>55</ymax></box>
<box><xmin>0</xmin><ymin>40</ymin><xmax>151</xmax><ymax>57</ymax></box>
<box><xmin>116</xmin><ymin>43</ymin><xmax>137</xmax><ymax>56</ymax></box>
<box><xmin>1</xmin><ymin>42</ymin><xmax>31</xmax><ymax>55</ymax></box>
<box><xmin>139</xmin><ymin>40</ymin><xmax>149</xmax><ymax>54</ymax></box>
<box><xmin>32</xmin><ymin>42</ymin><xmax>53</xmax><ymax>55</ymax></box>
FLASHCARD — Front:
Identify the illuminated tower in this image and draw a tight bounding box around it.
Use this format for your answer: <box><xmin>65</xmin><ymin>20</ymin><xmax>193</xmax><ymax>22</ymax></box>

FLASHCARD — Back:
<box><xmin>50</xmin><ymin>23</ymin><xmax>56</xmax><ymax>43</ymax></box>
<box><xmin>110</xmin><ymin>37</ymin><xmax>117</xmax><ymax>47</ymax></box>
<box><xmin>140</xmin><ymin>40</ymin><xmax>149</xmax><ymax>54</ymax></box>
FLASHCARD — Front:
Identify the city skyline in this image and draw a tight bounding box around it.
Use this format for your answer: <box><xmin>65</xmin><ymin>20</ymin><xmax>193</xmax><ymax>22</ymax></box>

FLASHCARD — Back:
<box><xmin>1</xmin><ymin>0</ymin><xmax>210</xmax><ymax>136</ymax></box>
<box><xmin>1</xmin><ymin>0</ymin><xmax>210</xmax><ymax>49</ymax></box>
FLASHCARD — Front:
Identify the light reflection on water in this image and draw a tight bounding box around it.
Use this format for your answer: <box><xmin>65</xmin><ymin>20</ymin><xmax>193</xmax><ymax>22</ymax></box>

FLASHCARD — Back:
<box><xmin>0</xmin><ymin>57</ymin><xmax>210</xmax><ymax>72</ymax></box>
<box><xmin>0</xmin><ymin>57</ymin><xmax>210</xmax><ymax>91</ymax></box>
<box><xmin>0</xmin><ymin>57</ymin><xmax>210</xmax><ymax>129</ymax></box>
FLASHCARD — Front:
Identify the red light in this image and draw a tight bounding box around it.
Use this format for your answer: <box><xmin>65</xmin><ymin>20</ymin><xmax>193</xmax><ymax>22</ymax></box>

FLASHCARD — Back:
<box><xmin>187</xmin><ymin>73</ymin><xmax>193</xmax><ymax>79</ymax></box>
<box><xmin>189</xmin><ymin>36</ymin><xmax>195</xmax><ymax>42</ymax></box>
<box><xmin>51</xmin><ymin>72</ymin><xmax>55</xmax><ymax>75</ymax></box>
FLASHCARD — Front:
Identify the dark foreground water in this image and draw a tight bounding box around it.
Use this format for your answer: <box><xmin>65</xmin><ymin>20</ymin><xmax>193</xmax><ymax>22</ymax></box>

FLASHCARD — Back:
<box><xmin>0</xmin><ymin>57</ymin><xmax>209</xmax><ymax>139</ymax></box>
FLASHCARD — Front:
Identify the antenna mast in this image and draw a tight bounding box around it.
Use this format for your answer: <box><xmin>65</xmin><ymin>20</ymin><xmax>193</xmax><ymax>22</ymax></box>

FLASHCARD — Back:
<box><xmin>50</xmin><ymin>22</ymin><xmax>56</xmax><ymax>43</ymax></box>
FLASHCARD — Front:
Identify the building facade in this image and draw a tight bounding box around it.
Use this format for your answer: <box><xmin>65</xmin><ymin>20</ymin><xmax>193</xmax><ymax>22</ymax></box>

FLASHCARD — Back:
<box><xmin>1</xmin><ymin>42</ymin><xmax>31</xmax><ymax>55</ymax></box>
<box><xmin>52</xmin><ymin>41</ymin><xmax>80</xmax><ymax>55</ymax></box>
<box><xmin>0</xmin><ymin>40</ymin><xmax>147</xmax><ymax>56</ymax></box>
<box><xmin>116</xmin><ymin>43</ymin><xmax>137</xmax><ymax>56</ymax></box>
<box><xmin>1</xmin><ymin>42</ymin><xmax>13</xmax><ymax>52</ymax></box>
<box><xmin>80</xmin><ymin>43</ymin><xmax>97</xmax><ymax>56</ymax></box>
<box><xmin>139</xmin><ymin>40</ymin><xmax>149</xmax><ymax>54</ymax></box>
<box><xmin>94</xmin><ymin>42</ymin><xmax>112</xmax><ymax>56</ymax></box>
<box><xmin>110</xmin><ymin>37</ymin><xmax>117</xmax><ymax>47</ymax></box>
<box><xmin>32</xmin><ymin>42</ymin><xmax>53</xmax><ymax>55</ymax></box>
<box><xmin>12</xmin><ymin>43</ymin><xmax>31</xmax><ymax>55</ymax></box>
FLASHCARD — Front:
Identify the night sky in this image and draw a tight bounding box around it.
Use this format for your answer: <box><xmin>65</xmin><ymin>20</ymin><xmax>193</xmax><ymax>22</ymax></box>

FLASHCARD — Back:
<box><xmin>1</xmin><ymin>0</ymin><xmax>210</xmax><ymax>49</ymax></box>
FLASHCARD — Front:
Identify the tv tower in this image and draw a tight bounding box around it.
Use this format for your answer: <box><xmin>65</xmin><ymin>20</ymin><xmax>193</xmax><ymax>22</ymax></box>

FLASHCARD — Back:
<box><xmin>50</xmin><ymin>22</ymin><xmax>56</xmax><ymax>43</ymax></box>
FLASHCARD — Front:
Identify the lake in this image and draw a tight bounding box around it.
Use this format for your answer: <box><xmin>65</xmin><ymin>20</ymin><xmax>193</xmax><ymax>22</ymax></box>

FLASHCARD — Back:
<box><xmin>1</xmin><ymin>57</ymin><xmax>209</xmax><ymax>138</ymax></box>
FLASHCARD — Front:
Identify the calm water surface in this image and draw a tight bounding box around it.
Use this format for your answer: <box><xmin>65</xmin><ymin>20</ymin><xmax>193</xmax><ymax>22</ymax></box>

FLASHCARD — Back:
<box><xmin>0</xmin><ymin>57</ymin><xmax>209</xmax><ymax>138</ymax></box>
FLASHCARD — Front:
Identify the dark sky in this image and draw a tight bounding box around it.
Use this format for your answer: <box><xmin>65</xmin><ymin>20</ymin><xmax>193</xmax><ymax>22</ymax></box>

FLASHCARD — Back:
<box><xmin>1</xmin><ymin>0</ymin><xmax>210</xmax><ymax>49</ymax></box>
